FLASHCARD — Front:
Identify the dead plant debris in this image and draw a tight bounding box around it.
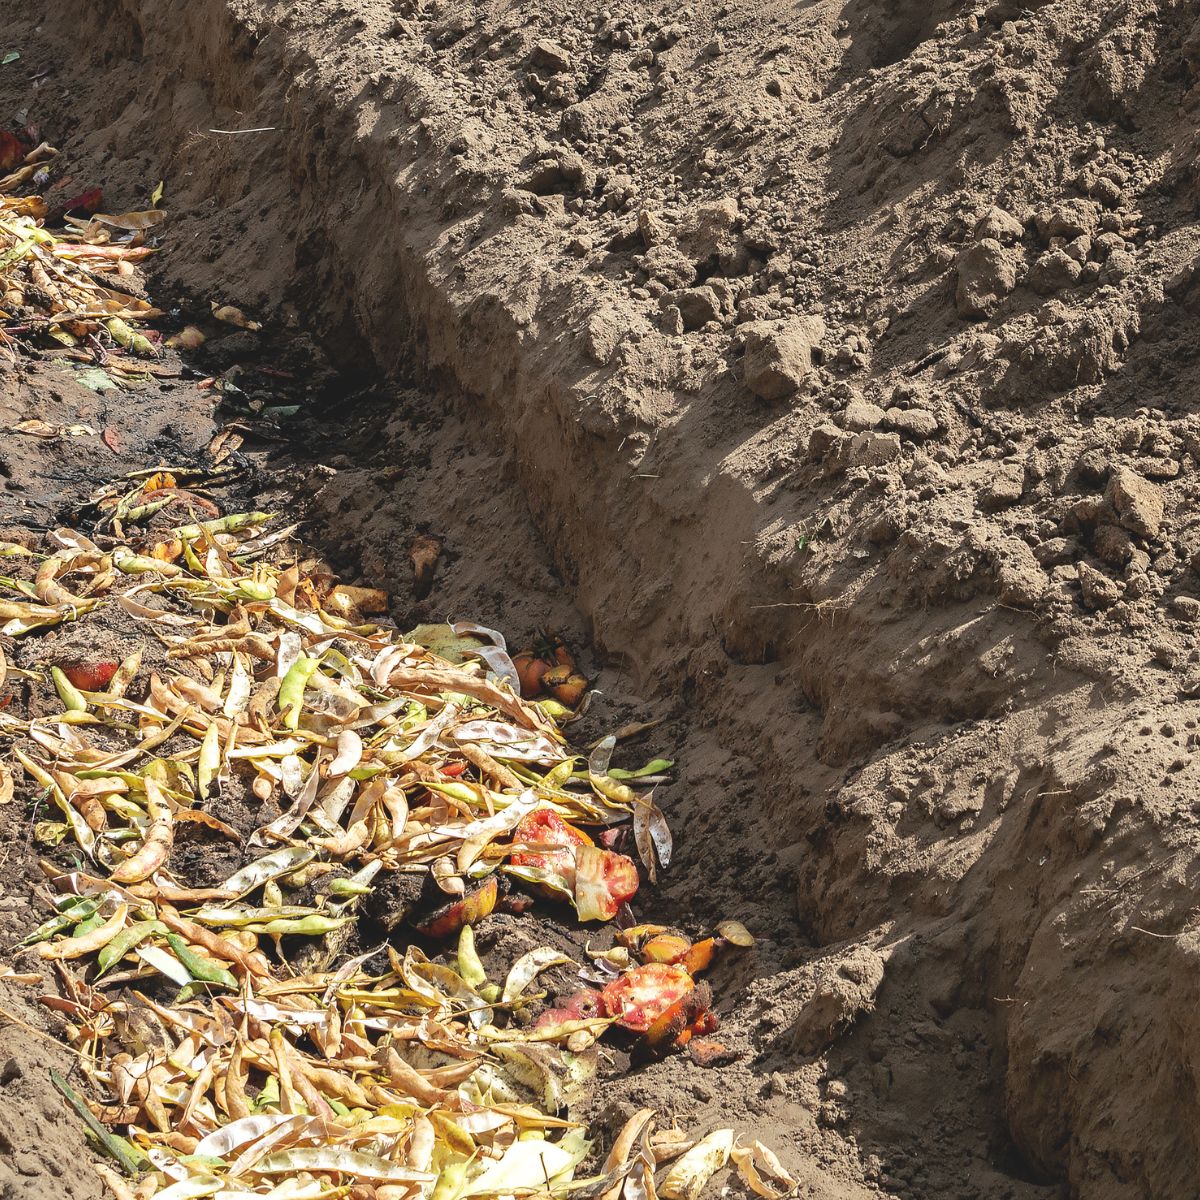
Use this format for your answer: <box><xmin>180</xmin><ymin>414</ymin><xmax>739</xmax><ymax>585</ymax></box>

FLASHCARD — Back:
<box><xmin>0</xmin><ymin>470</ymin><xmax>782</xmax><ymax>1200</ymax></box>
<box><xmin>0</xmin><ymin>133</ymin><xmax>163</xmax><ymax>379</ymax></box>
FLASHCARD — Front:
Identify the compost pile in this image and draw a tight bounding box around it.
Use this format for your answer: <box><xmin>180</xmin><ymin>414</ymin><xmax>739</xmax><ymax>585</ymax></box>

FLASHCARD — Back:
<box><xmin>1</xmin><ymin>101</ymin><xmax>782</xmax><ymax>1199</ymax></box>
<box><xmin>0</xmin><ymin>132</ymin><xmax>167</xmax><ymax>382</ymax></box>
<box><xmin>9</xmin><ymin>0</ymin><xmax>1200</xmax><ymax>1192</ymax></box>
<box><xmin>0</xmin><ymin>469</ymin><xmax>788</xmax><ymax>1200</ymax></box>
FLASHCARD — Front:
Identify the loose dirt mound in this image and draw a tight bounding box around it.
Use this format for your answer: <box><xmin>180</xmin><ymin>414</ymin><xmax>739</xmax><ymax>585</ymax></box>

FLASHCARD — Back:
<box><xmin>4</xmin><ymin>0</ymin><xmax>1200</xmax><ymax>1196</ymax></box>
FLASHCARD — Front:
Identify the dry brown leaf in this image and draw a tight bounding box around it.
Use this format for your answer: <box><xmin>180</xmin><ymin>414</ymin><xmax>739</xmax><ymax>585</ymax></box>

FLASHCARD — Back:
<box><xmin>208</xmin><ymin>428</ymin><xmax>244</xmax><ymax>465</ymax></box>
<box><xmin>173</xmin><ymin>808</ymin><xmax>241</xmax><ymax>840</ymax></box>
<box><xmin>87</xmin><ymin>208</ymin><xmax>168</xmax><ymax>232</ymax></box>
<box><xmin>409</xmin><ymin>534</ymin><xmax>442</xmax><ymax>600</ymax></box>
<box><xmin>211</xmin><ymin>302</ymin><xmax>262</xmax><ymax>331</ymax></box>
<box><xmin>0</xmin><ymin>967</ymin><xmax>42</xmax><ymax>985</ymax></box>
<box><xmin>10</xmin><ymin>419</ymin><xmax>63</xmax><ymax>438</ymax></box>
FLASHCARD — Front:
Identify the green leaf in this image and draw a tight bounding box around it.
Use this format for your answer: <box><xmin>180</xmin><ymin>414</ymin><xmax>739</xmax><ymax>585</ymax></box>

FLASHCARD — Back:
<box><xmin>150</xmin><ymin>180</ymin><xmax>164</xmax><ymax>207</ymax></box>
<box><xmin>49</xmin><ymin>1070</ymin><xmax>147</xmax><ymax>1176</ymax></box>
<box><xmin>1</xmin><ymin>52</ymin><xmax>20</xmax><ymax>66</ymax></box>
<box><xmin>75</xmin><ymin>367</ymin><xmax>119</xmax><ymax>393</ymax></box>
<box><xmin>406</xmin><ymin>623</ymin><xmax>488</xmax><ymax>664</ymax></box>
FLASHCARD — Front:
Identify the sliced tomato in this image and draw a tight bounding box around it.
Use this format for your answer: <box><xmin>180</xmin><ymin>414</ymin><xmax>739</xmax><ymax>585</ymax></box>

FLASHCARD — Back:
<box><xmin>533</xmin><ymin>1006</ymin><xmax>580</xmax><ymax>1031</ymax></box>
<box><xmin>558</xmin><ymin>987</ymin><xmax>605</xmax><ymax>1019</ymax></box>
<box><xmin>642</xmin><ymin>982</ymin><xmax>717</xmax><ymax>1053</ymax></box>
<box><xmin>413</xmin><ymin>875</ymin><xmax>498</xmax><ymax>938</ymax></box>
<box><xmin>640</xmin><ymin>933</ymin><xmax>693</xmax><ymax>964</ymax></box>
<box><xmin>680</xmin><ymin>937</ymin><xmax>718</xmax><ymax>976</ymax></box>
<box><xmin>599</xmin><ymin>964</ymin><xmax>694</xmax><ymax>1033</ymax></box>
<box><xmin>510</xmin><ymin>808</ymin><xmax>593</xmax><ymax>887</ymax></box>
<box><xmin>573</xmin><ymin>844</ymin><xmax>639</xmax><ymax>922</ymax></box>
<box><xmin>533</xmin><ymin>987</ymin><xmax>604</xmax><ymax>1031</ymax></box>
<box><xmin>644</xmin><ymin>993</ymin><xmax>696</xmax><ymax>1047</ymax></box>
<box><xmin>60</xmin><ymin>660</ymin><xmax>119</xmax><ymax>691</ymax></box>
<box><xmin>0</xmin><ymin>130</ymin><xmax>26</xmax><ymax>172</ymax></box>
<box><xmin>667</xmin><ymin>991</ymin><xmax>717</xmax><ymax>1047</ymax></box>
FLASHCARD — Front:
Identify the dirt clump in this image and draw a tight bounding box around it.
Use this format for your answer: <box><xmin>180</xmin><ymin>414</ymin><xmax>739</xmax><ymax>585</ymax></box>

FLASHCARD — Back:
<box><xmin>789</xmin><ymin>945</ymin><xmax>887</xmax><ymax>1056</ymax></box>
<box><xmin>740</xmin><ymin>316</ymin><xmax>826</xmax><ymax>400</ymax></box>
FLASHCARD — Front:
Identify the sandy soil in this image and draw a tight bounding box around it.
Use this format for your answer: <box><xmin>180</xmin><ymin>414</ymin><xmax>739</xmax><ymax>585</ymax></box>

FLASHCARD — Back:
<box><xmin>4</xmin><ymin>0</ymin><xmax>1200</xmax><ymax>1196</ymax></box>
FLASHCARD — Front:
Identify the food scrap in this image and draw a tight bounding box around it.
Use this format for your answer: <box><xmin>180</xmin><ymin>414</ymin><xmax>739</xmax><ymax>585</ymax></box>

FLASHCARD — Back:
<box><xmin>0</xmin><ymin>477</ymin><xmax>777</xmax><ymax>1200</ymax></box>
<box><xmin>1</xmin><ymin>140</ymin><xmax>165</xmax><ymax>378</ymax></box>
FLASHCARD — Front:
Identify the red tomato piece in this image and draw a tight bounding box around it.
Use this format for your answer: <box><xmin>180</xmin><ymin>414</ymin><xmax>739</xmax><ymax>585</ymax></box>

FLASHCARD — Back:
<box><xmin>413</xmin><ymin>876</ymin><xmax>498</xmax><ymax>938</ymax></box>
<box><xmin>533</xmin><ymin>988</ymin><xmax>604</xmax><ymax>1031</ymax></box>
<box><xmin>61</xmin><ymin>187</ymin><xmax>103</xmax><ymax>215</ymax></box>
<box><xmin>0</xmin><ymin>130</ymin><xmax>26</xmax><ymax>172</ymax></box>
<box><xmin>600</xmin><ymin>964</ymin><xmax>694</xmax><ymax>1033</ymax></box>
<box><xmin>61</xmin><ymin>661</ymin><xmax>119</xmax><ymax>691</ymax></box>
<box><xmin>510</xmin><ymin>808</ymin><xmax>593</xmax><ymax>887</ymax></box>
<box><xmin>640</xmin><ymin>981</ymin><xmax>717</xmax><ymax>1053</ymax></box>
<box><xmin>573</xmin><ymin>844</ymin><xmax>639</xmax><ymax>921</ymax></box>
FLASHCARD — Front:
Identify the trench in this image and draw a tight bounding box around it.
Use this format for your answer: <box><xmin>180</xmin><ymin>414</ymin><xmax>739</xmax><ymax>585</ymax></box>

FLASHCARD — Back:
<box><xmin>5</xmin><ymin>0</ymin><xmax>1200</xmax><ymax>1198</ymax></box>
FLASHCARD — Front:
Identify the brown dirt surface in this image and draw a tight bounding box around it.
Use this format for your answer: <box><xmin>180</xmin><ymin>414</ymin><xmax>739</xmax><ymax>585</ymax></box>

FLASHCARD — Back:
<box><xmin>4</xmin><ymin>0</ymin><xmax>1200</xmax><ymax>1196</ymax></box>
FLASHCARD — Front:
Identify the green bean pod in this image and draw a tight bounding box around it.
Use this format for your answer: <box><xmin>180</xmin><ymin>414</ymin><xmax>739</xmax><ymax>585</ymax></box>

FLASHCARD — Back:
<box><xmin>245</xmin><ymin>915</ymin><xmax>350</xmax><ymax>937</ymax></box>
<box><xmin>51</xmin><ymin>666</ymin><xmax>88</xmax><ymax>712</ymax></box>
<box><xmin>19</xmin><ymin>898</ymin><xmax>100</xmax><ymax>946</ymax></box>
<box><xmin>113</xmin><ymin>548</ymin><xmax>182</xmax><ymax>577</ymax></box>
<box><xmin>326</xmin><ymin>859</ymin><xmax>381</xmax><ymax>899</ymax></box>
<box><xmin>457</xmin><ymin>924</ymin><xmax>488</xmax><ymax>990</ymax></box>
<box><xmin>49</xmin><ymin>1070</ymin><xmax>146</xmax><ymax>1176</ymax></box>
<box><xmin>183</xmin><ymin>538</ymin><xmax>205</xmax><ymax>575</ymax></box>
<box><xmin>120</xmin><ymin>498</ymin><xmax>173</xmax><ymax>524</ymax></box>
<box><xmin>96</xmin><ymin>919</ymin><xmax>168</xmax><ymax>976</ymax></box>
<box><xmin>172</xmin><ymin>512</ymin><xmax>276</xmax><ymax>541</ymax></box>
<box><xmin>71</xmin><ymin>912</ymin><xmax>106</xmax><ymax>938</ymax></box>
<box><xmin>165</xmin><ymin>933</ymin><xmax>238</xmax><ymax>990</ymax></box>
<box><xmin>278</xmin><ymin>655</ymin><xmax>320</xmax><ymax>731</ymax></box>
<box><xmin>176</xmin><ymin>982</ymin><xmax>214</xmax><ymax>1003</ymax></box>
<box><xmin>326</xmin><ymin>877</ymin><xmax>374</xmax><ymax>897</ymax></box>
<box><xmin>105</xmin><ymin>317</ymin><xmax>157</xmax><ymax>358</ymax></box>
